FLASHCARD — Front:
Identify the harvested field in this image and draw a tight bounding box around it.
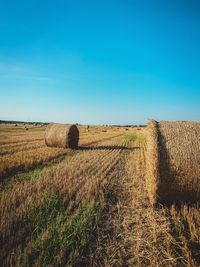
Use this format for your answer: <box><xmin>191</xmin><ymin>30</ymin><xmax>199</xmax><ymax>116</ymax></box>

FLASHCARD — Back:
<box><xmin>0</xmin><ymin>123</ymin><xmax>199</xmax><ymax>266</ymax></box>
<box><xmin>0</xmin><ymin>140</ymin><xmax>44</xmax><ymax>156</ymax></box>
<box><xmin>0</xmin><ymin>125</ymin><xmax>124</xmax><ymax>180</ymax></box>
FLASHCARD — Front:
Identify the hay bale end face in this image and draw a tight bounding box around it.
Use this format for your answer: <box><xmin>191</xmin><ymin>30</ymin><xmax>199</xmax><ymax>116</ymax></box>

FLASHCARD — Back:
<box><xmin>146</xmin><ymin>120</ymin><xmax>200</xmax><ymax>205</ymax></box>
<box><xmin>45</xmin><ymin>123</ymin><xmax>79</xmax><ymax>149</ymax></box>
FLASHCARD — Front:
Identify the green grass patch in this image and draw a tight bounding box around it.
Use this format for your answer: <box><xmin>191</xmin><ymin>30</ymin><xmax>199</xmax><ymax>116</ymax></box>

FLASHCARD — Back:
<box><xmin>20</xmin><ymin>167</ymin><xmax>47</xmax><ymax>182</ymax></box>
<box><xmin>11</xmin><ymin>193</ymin><xmax>99</xmax><ymax>267</ymax></box>
<box><xmin>19</xmin><ymin>153</ymin><xmax>72</xmax><ymax>183</ymax></box>
<box><xmin>22</xmin><ymin>193</ymin><xmax>66</xmax><ymax>238</ymax></box>
<box><xmin>30</xmin><ymin>128</ymin><xmax>46</xmax><ymax>132</ymax></box>
<box><xmin>35</xmin><ymin>200</ymin><xmax>98</xmax><ymax>266</ymax></box>
<box><xmin>123</xmin><ymin>133</ymin><xmax>146</xmax><ymax>143</ymax></box>
<box><xmin>30</xmin><ymin>200</ymin><xmax>98</xmax><ymax>266</ymax></box>
<box><xmin>0</xmin><ymin>168</ymin><xmax>43</xmax><ymax>195</ymax></box>
<box><xmin>0</xmin><ymin>166</ymin><xmax>49</xmax><ymax>194</ymax></box>
<box><xmin>123</xmin><ymin>133</ymin><xmax>138</xmax><ymax>142</ymax></box>
<box><xmin>0</xmin><ymin>154</ymin><xmax>73</xmax><ymax>194</ymax></box>
<box><xmin>8</xmin><ymin>192</ymin><xmax>66</xmax><ymax>266</ymax></box>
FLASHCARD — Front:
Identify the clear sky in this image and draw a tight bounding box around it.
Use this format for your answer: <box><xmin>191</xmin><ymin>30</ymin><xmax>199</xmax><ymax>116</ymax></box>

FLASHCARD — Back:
<box><xmin>0</xmin><ymin>0</ymin><xmax>199</xmax><ymax>125</ymax></box>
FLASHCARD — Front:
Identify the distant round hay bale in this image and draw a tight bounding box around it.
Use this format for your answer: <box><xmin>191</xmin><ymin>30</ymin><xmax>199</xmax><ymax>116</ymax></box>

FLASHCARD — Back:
<box><xmin>45</xmin><ymin>123</ymin><xmax>79</xmax><ymax>149</ymax></box>
<box><xmin>146</xmin><ymin>120</ymin><xmax>200</xmax><ymax>205</ymax></box>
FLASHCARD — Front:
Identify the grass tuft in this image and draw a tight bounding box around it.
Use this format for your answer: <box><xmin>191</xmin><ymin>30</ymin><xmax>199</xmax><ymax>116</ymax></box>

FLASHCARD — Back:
<box><xmin>123</xmin><ymin>134</ymin><xmax>138</xmax><ymax>142</ymax></box>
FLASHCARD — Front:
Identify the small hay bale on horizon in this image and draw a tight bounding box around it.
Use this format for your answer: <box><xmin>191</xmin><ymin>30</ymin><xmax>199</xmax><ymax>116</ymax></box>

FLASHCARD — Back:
<box><xmin>146</xmin><ymin>120</ymin><xmax>200</xmax><ymax>205</ymax></box>
<box><xmin>45</xmin><ymin>123</ymin><xmax>79</xmax><ymax>149</ymax></box>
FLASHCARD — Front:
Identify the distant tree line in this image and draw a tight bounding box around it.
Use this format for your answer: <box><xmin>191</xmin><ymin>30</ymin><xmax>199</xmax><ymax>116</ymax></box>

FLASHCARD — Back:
<box><xmin>0</xmin><ymin>120</ymin><xmax>49</xmax><ymax>125</ymax></box>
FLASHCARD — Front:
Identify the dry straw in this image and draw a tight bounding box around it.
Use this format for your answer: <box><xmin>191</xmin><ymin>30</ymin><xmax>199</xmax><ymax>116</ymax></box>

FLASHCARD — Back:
<box><xmin>146</xmin><ymin>120</ymin><xmax>200</xmax><ymax>205</ymax></box>
<box><xmin>45</xmin><ymin>123</ymin><xmax>79</xmax><ymax>149</ymax></box>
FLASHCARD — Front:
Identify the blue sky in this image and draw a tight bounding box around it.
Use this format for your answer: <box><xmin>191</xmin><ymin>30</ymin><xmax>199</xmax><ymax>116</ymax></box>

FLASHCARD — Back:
<box><xmin>0</xmin><ymin>0</ymin><xmax>199</xmax><ymax>124</ymax></box>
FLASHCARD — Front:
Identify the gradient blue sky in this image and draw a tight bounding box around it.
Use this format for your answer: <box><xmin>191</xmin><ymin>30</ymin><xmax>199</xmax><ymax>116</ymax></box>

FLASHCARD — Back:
<box><xmin>0</xmin><ymin>0</ymin><xmax>199</xmax><ymax>124</ymax></box>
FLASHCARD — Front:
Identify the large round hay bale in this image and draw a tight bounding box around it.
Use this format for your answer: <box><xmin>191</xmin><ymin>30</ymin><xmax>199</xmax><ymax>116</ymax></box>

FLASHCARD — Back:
<box><xmin>45</xmin><ymin>123</ymin><xmax>79</xmax><ymax>149</ymax></box>
<box><xmin>146</xmin><ymin>120</ymin><xmax>200</xmax><ymax>205</ymax></box>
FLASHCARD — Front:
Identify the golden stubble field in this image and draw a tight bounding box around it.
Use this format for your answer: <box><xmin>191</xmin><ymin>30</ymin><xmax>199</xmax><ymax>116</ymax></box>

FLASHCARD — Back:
<box><xmin>0</xmin><ymin>123</ymin><xmax>199</xmax><ymax>267</ymax></box>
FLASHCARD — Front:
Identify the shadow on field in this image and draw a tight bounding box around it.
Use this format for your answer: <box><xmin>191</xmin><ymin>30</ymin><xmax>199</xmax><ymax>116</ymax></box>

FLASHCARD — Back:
<box><xmin>78</xmin><ymin>145</ymin><xmax>139</xmax><ymax>151</ymax></box>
